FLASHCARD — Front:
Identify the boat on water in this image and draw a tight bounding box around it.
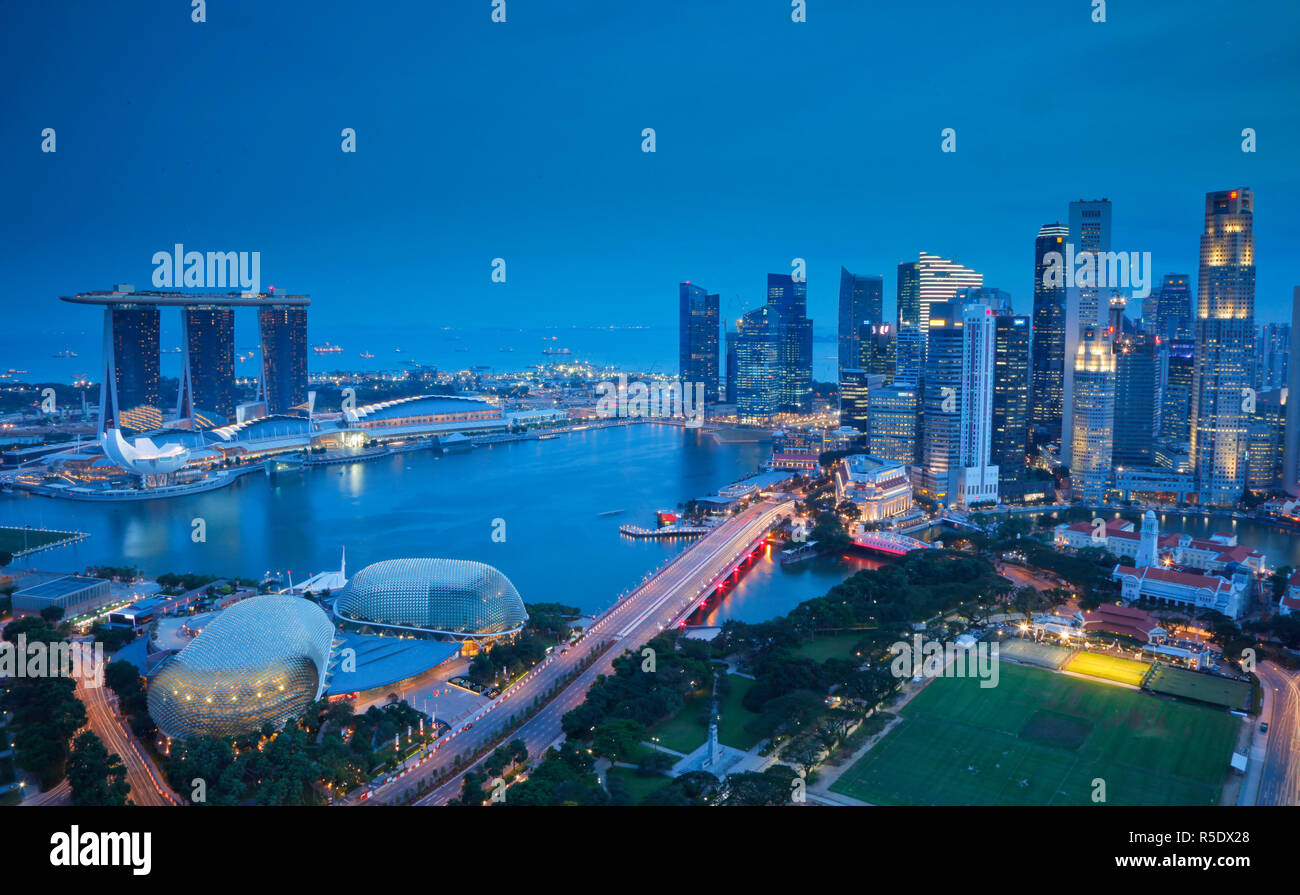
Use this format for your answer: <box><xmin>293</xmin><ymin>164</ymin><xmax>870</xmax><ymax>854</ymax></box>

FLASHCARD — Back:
<box><xmin>313</xmin><ymin>342</ymin><xmax>344</xmax><ymax>355</ymax></box>
<box><xmin>52</xmin><ymin>349</ymin><xmax>79</xmax><ymax>359</ymax></box>
<box><xmin>359</xmin><ymin>351</ymin><xmax>375</xmax><ymax>359</ymax></box>
<box><xmin>597</xmin><ymin>509</ymin><xmax>625</xmax><ymax>518</ymax></box>
<box><xmin>542</xmin><ymin>347</ymin><xmax>572</xmax><ymax>356</ymax></box>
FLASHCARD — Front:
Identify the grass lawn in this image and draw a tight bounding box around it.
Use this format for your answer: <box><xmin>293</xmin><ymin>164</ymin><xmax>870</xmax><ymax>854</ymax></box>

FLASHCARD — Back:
<box><xmin>650</xmin><ymin>696</ymin><xmax>709</xmax><ymax>754</ymax></box>
<box><xmin>0</xmin><ymin>526</ymin><xmax>80</xmax><ymax>555</ymax></box>
<box><xmin>717</xmin><ymin>675</ymin><xmax>761</xmax><ymax>750</ymax></box>
<box><xmin>830</xmin><ymin>662</ymin><xmax>1236</xmax><ymax>806</ymax></box>
<box><xmin>606</xmin><ymin>766</ymin><xmax>672</xmax><ymax>805</ymax></box>
<box><xmin>1147</xmin><ymin>666</ymin><xmax>1252</xmax><ymax>710</ymax></box>
<box><xmin>1063</xmin><ymin>651</ymin><xmax>1151</xmax><ymax>687</ymax></box>
<box><xmin>795</xmin><ymin>632</ymin><xmax>870</xmax><ymax>663</ymax></box>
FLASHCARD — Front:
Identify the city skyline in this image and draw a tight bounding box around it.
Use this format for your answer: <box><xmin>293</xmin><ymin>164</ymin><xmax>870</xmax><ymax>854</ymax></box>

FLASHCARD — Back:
<box><xmin>3</xmin><ymin>1</ymin><xmax>1298</xmax><ymax>346</ymax></box>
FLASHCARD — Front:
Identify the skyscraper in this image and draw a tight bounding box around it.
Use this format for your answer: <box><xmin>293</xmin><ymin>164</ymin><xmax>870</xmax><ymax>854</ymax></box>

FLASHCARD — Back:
<box><xmin>735</xmin><ymin>306</ymin><xmax>777</xmax><ymax>423</ymax></box>
<box><xmin>868</xmin><ymin>383</ymin><xmax>919</xmax><ymax>467</ymax></box>
<box><xmin>838</xmin><ymin>369</ymin><xmax>881</xmax><ymax>434</ymax></box>
<box><xmin>1259</xmin><ymin>322</ymin><xmax>1290</xmax><ymax>390</ymax></box>
<box><xmin>1285</xmin><ymin>287</ymin><xmax>1300</xmax><ymax>497</ymax></box>
<box><xmin>857</xmin><ymin>323</ymin><xmax>896</xmax><ymax>380</ymax></box>
<box><xmin>180</xmin><ymin>305</ymin><xmax>236</xmax><ymax>420</ymax></box>
<box><xmin>1190</xmin><ymin>188</ymin><xmax>1255</xmax><ymax>506</ymax></box>
<box><xmin>678</xmin><ymin>283</ymin><xmax>720</xmax><ymax>403</ymax></box>
<box><xmin>993</xmin><ymin>311</ymin><xmax>1031</xmax><ymax>491</ymax></box>
<box><xmin>838</xmin><ymin>268</ymin><xmax>883</xmax><ymax>373</ymax></box>
<box><xmin>1030</xmin><ymin>223</ymin><xmax>1069</xmax><ymax>447</ymax></box>
<box><xmin>1070</xmin><ymin>324</ymin><xmax>1116</xmax><ymax>504</ymax></box>
<box><xmin>767</xmin><ymin>273</ymin><xmax>814</xmax><ymax>413</ymax></box>
<box><xmin>1113</xmin><ymin>334</ymin><xmax>1158</xmax><ymax>467</ymax></box>
<box><xmin>1061</xmin><ymin>199</ymin><xmax>1113</xmax><ymax>466</ymax></box>
<box><xmin>1150</xmin><ymin>274</ymin><xmax>1193</xmax><ymax>341</ymax></box>
<box><xmin>921</xmin><ymin>299</ymin><xmax>998</xmax><ymax>507</ymax></box>
<box><xmin>893</xmin><ymin>321</ymin><xmax>924</xmax><ymax>386</ymax></box>
<box><xmin>101</xmin><ymin>305</ymin><xmax>161</xmax><ymax>433</ymax></box>
<box><xmin>1159</xmin><ymin>338</ymin><xmax>1195</xmax><ymax>446</ymax></box>
<box><xmin>898</xmin><ymin>253</ymin><xmax>983</xmax><ymax>363</ymax></box>
<box><xmin>1245</xmin><ymin>388</ymin><xmax>1286</xmax><ymax>492</ymax></box>
<box><xmin>724</xmin><ymin>327</ymin><xmax>739</xmax><ymax>405</ymax></box>
<box><xmin>258</xmin><ymin>304</ymin><xmax>309</xmax><ymax>415</ymax></box>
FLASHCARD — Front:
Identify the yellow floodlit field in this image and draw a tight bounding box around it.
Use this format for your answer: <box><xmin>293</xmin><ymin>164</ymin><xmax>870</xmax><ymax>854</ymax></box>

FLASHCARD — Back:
<box><xmin>1063</xmin><ymin>651</ymin><xmax>1151</xmax><ymax>687</ymax></box>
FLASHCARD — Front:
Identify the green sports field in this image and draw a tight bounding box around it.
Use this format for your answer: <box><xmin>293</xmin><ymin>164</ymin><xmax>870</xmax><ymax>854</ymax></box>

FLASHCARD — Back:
<box><xmin>829</xmin><ymin>663</ymin><xmax>1236</xmax><ymax>806</ymax></box>
<box><xmin>1147</xmin><ymin>665</ymin><xmax>1252</xmax><ymax>710</ymax></box>
<box><xmin>1063</xmin><ymin>650</ymin><xmax>1151</xmax><ymax>686</ymax></box>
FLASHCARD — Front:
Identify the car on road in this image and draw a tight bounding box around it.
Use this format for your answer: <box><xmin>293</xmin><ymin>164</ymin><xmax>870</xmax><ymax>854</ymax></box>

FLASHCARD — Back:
<box><xmin>1260</xmin><ymin>722</ymin><xmax>1269</xmax><ymax>734</ymax></box>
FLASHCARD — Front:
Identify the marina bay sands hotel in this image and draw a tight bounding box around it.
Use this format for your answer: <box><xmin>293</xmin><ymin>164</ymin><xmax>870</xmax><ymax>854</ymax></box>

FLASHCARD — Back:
<box><xmin>60</xmin><ymin>286</ymin><xmax>310</xmax><ymax>435</ymax></box>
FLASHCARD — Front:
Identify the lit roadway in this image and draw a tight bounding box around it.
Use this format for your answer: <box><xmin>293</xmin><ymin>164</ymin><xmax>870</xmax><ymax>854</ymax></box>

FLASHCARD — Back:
<box><xmin>361</xmin><ymin>498</ymin><xmax>794</xmax><ymax>806</ymax></box>
<box><xmin>1254</xmin><ymin>661</ymin><xmax>1300</xmax><ymax>806</ymax></box>
<box><xmin>75</xmin><ymin>673</ymin><xmax>178</xmax><ymax>806</ymax></box>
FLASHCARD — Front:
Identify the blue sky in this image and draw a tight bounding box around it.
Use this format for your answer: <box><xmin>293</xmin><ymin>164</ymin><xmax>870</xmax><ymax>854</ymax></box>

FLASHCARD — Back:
<box><xmin>3</xmin><ymin>0</ymin><xmax>1298</xmax><ymax>339</ymax></box>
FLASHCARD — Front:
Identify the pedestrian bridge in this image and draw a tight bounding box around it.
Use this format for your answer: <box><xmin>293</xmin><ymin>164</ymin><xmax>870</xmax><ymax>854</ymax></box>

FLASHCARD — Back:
<box><xmin>851</xmin><ymin>531</ymin><xmax>931</xmax><ymax>556</ymax></box>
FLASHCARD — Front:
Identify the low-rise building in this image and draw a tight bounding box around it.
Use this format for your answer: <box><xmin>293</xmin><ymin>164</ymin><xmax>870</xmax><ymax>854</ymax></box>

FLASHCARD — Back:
<box><xmin>833</xmin><ymin>454</ymin><xmax>913</xmax><ymax>522</ymax></box>
<box><xmin>1112</xmin><ymin>565</ymin><xmax>1245</xmax><ymax>619</ymax></box>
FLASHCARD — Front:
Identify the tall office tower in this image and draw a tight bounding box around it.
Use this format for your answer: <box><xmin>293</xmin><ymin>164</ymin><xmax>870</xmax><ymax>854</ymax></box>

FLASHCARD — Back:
<box><xmin>724</xmin><ymin>328</ymin><xmax>739</xmax><ymax>404</ymax></box>
<box><xmin>868</xmin><ymin>382</ymin><xmax>920</xmax><ymax>466</ymax></box>
<box><xmin>1070</xmin><ymin>325</ymin><xmax>1117</xmax><ymax>504</ymax></box>
<box><xmin>893</xmin><ymin>321</ymin><xmax>924</xmax><ymax>385</ymax></box>
<box><xmin>1061</xmin><ymin>199</ymin><xmax>1113</xmax><ymax>466</ymax></box>
<box><xmin>735</xmin><ymin>306</ymin><xmax>778</xmax><ymax>423</ymax></box>
<box><xmin>992</xmin><ymin>312</ymin><xmax>1031</xmax><ymax>491</ymax></box>
<box><xmin>678</xmin><ymin>283</ymin><xmax>720</xmax><ymax>403</ymax></box>
<box><xmin>1158</xmin><ymin>339</ymin><xmax>1195</xmax><ymax>446</ymax></box>
<box><xmin>1245</xmin><ymin>388</ymin><xmax>1286</xmax><ymax>492</ymax></box>
<box><xmin>1285</xmin><ymin>287</ymin><xmax>1300</xmax><ymax>497</ymax></box>
<box><xmin>1190</xmin><ymin>188</ymin><xmax>1256</xmax><ymax>506</ymax></box>
<box><xmin>922</xmin><ymin>300</ymin><xmax>998</xmax><ymax>507</ymax></box>
<box><xmin>838</xmin><ymin>269</ymin><xmax>883</xmax><ymax>373</ymax></box>
<box><xmin>767</xmin><ymin>273</ymin><xmax>814</xmax><ymax>413</ymax></box>
<box><xmin>1031</xmin><ymin>223</ymin><xmax>1070</xmax><ymax>447</ymax></box>
<box><xmin>857</xmin><ymin>323</ymin><xmax>896</xmax><ymax>380</ymax></box>
<box><xmin>1113</xmin><ymin>335</ymin><xmax>1158</xmax><ymax>467</ymax></box>
<box><xmin>258</xmin><ymin>304</ymin><xmax>309</xmax><ymax>415</ymax></box>
<box><xmin>898</xmin><ymin>253</ymin><xmax>983</xmax><ymax>363</ymax></box>
<box><xmin>99</xmin><ymin>305</ymin><xmax>161</xmax><ymax>435</ymax></box>
<box><xmin>178</xmin><ymin>305</ymin><xmax>236</xmax><ymax>421</ymax></box>
<box><xmin>838</xmin><ymin>369</ymin><xmax>881</xmax><ymax>433</ymax></box>
<box><xmin>1151</xmin><ymin>274</ymin><xmax>1193</xmax><ymax>341</ymax></box>
<box><xmin>1259</xmin><ymin>322</ymin><xmax>1290</xmax><ymax>390</ymax></box>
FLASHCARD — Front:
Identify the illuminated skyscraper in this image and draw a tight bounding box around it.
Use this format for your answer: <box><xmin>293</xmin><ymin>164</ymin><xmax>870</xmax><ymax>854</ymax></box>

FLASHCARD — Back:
<box><xmin>897</xmin><ymin>252</ymin><xmax>983</xmax><ymax>364</ymax></box>
<box><xmin>1259</xmin><ymin>322</ymin><xmax>1290</xmax><ymax>391</ymax></box>
<box><xmin>1150</xmin><ymin>274</ymin><xmax>1193</xmax><ymax>341</ymax></box>
<box><xmin>101</xmin><ymin>304</ymin><xmax>161</xmax><ymax>433</ymax></box>
<box><xmin>838</xmin><ymin>268</ymin><xmax>883</xmax><ymax>373</ymax></box>
<box><xmin>767</xmin><ymin>273</ymin><xmax>813</xmax><ymax>413</ymax></box>
<box><xmin>857</xmin><ymin>323</ymin><xmax>896</xmax><ymax>380</ymax></box>
<box><xmin>868</xmin><ymin>383</ymin><xmax>919</xmax><ymax>466</ymax></box>
<box><xmin>724</xmin><ymin>327</ymin><xmax>738</xmax><ymax>404</ymax></box>
<box><xmin>1190</xmin><ymin>188</ymin><xmax>1255</xmax><ymax>506</ymax></box>
<box><xmin>1159</xmin><ymin>338</ymin><xmax>1195</xmax><ymax>446</ymax></box>
<box><xmin>993</xmin><ymin>312</ymin><xmax>1031</xmax><ymax>490</ymax></box>
<box><xmin>679</xmin><ymin>283</ymin><xmax>720</xmax><ymax>403</ymax></box>
<box><xmin>1070</xmin><ymin>325</ymin><xmax>1116</xmax><ymax>503</ymax></box>
<box><xmin>179</xmin><ymin>305</ymin><xmax>236</xmax><ymax>420</ymax></box>
<box><xmin>1030</xmin><ymin>223</ymin><xmax>1069</xmax><ymax>446</ymax></box>
<box><xmin>258</xmin><ymin>304</ymin><xmax>309</xmax><ymax>414</ymax></box>
<box><xmin>736</xmin><ymin>306</ymin><xmax>777</xmax><ymax>423</ymax></box>
<box><xmin>1062</xmin><ymin>199</ymin><xmax>1112</xmax><ymax>466</ymax></box>
<box><xmin>1285</xmin><ymin>287</ymin><xmax>1300</xmax><ymax>497</ymax></box>
<box><xmin>1113</xmin><ymin>334</ymin><xmax>1158</xmax><ymax>467</ymax></box>
<box><xmin>838</xmin><ymin>369</ymin><xmax>881</xmax><ymax>433</ymax></box>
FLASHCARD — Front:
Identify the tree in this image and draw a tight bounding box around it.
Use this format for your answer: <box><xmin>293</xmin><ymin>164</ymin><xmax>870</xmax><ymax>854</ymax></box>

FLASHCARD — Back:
<box><xmin>592</xmin><ymin>719</ymin><xmax>648</xmax><ymax>762</ymax></box>
<box><xmin>66</xmin><ymin>731</ymin><xmax>131</xmax><ymax>806</ymax></box>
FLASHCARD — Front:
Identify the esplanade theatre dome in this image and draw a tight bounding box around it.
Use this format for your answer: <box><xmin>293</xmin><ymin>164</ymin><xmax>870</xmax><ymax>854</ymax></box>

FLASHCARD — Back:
<box><xmin>333</xmin><ymin>558</ymin><xmax>527</xmax><ymax>638</ymax></box>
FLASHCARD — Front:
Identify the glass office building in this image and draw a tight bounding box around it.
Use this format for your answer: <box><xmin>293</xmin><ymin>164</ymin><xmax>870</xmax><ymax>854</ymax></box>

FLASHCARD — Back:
<box><xmin>679</xmin><ymin>283</ymin><xmax>720</xmax><ymax>403</ymax></box>
<box><xmin>258</xmin><ymin>304</ymin><xmax>309</xmax><ymax>414</ymax></box>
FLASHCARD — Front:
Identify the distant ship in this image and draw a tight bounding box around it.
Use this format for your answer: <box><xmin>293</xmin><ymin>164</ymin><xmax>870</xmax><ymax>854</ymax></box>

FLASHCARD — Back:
<box><xmin>161</xmin><ymin>346</ymin><xmax>182</xmax><ymax>354</ymax></box>
<box><xmin>499</xmin><ymin>347</ymin><xmax>515</xmax><ymax>353</ymax></box>
<box><xmin>52</xmin><ymin>349</ymin><xmax>78</xmax><ymax>358</ymax></box>
<box><xmin>313</xmin><ymin>342</ymin><xmax>344</xmax><ymax>355</ymax></box>
<box><xmin>542</xmin><ymin>347</ymin><xmax>572</xmax><ymax>356</ymax></box>
<box><xmin>359</xmin><ymin>351</ymin><xmax>375</xmax><ymax>359</ymax></box>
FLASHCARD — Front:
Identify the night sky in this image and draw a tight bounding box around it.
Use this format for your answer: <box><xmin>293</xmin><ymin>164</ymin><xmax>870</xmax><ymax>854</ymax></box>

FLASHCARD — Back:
<box><xmin>3</xmin><ymin>0</ymin><xmax>1298</xmax><ymax>338</ymax></box>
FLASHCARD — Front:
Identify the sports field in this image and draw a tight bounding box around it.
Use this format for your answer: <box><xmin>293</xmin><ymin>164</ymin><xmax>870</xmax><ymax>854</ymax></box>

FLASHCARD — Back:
<box><xmin>1147</xmin><ymin>665</ymin><xmax>1252</xmax><ymax>710</ymax></box>
<box><xmin>1063</xmin><ymin>650</ymin><xmax>1151</xmax><ymax>686</ymax></box>
<box><xmin>829</xmin><ymin>663</ymin><xmax>1236</xmax><ymax>806</ymax></box>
